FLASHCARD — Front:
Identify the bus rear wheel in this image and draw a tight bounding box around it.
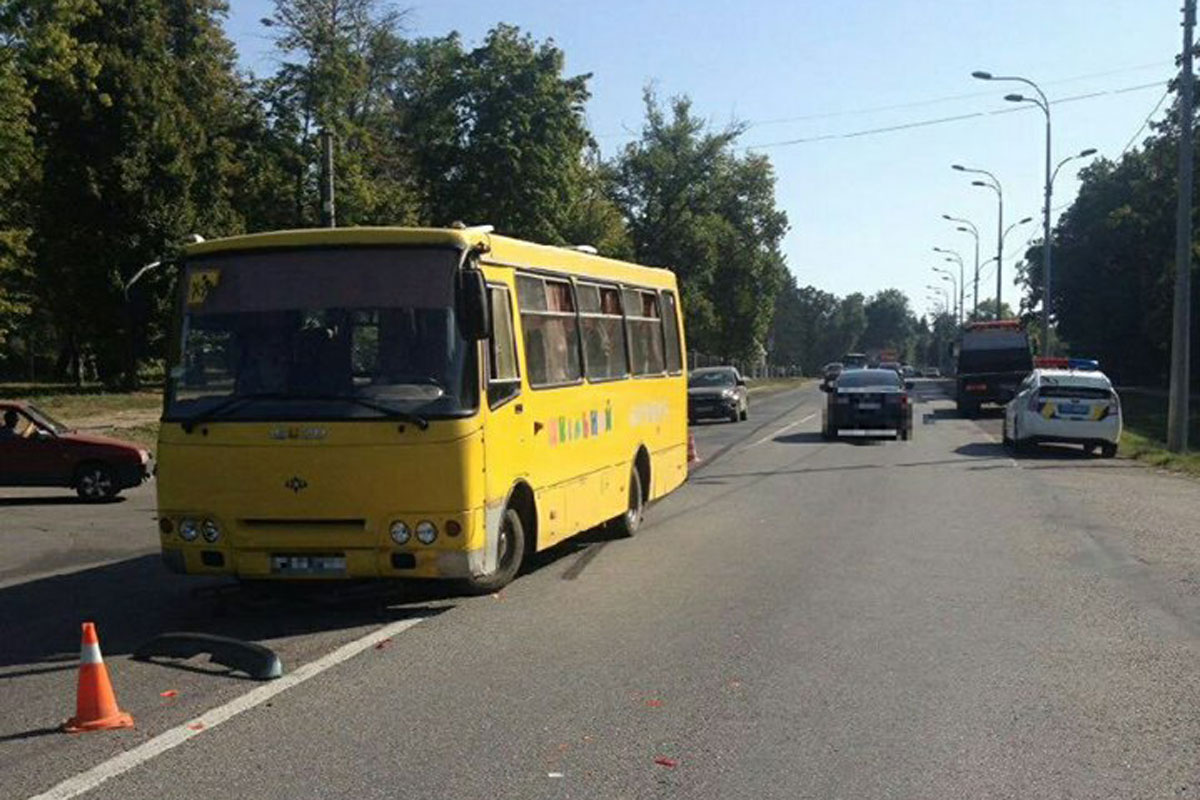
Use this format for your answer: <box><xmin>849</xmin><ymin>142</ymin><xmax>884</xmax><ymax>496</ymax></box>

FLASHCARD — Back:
<box><xmin>461</xmin><ymin>508</ymin><xmax>525</xmax><ymax>595</ymax></box>
<box><xmin>608</xmin><ymin>465</ymin><xmax>644</xmax><ymax>538</ymax></box>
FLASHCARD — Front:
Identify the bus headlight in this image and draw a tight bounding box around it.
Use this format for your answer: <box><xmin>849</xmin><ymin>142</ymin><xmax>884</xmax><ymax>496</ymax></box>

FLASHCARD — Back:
<box><xmin>201</xmin><ymin>519</ymin><xmax>221</xmax><ymax>543</ymax></box>
<box><xmin>179</xmin><ymin>518</ymin><xmax>199</xmax><ymax>542</ymax></box>
<box><xmin>389</xmin><ymin>521</ymin><xmax>411</xmax><ymax>545</ymax></box>
<box><xmin>416</xmin><ymin>521</ymin><xmax>438</xmax><ymax>545</ymax></box>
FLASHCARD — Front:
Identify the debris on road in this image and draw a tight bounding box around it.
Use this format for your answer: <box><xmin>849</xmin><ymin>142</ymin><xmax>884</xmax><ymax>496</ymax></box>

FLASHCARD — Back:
<box><xmin>654</xmin><ymin>757</ymin><xmax>678</xmax><ymax>768</ymax></box>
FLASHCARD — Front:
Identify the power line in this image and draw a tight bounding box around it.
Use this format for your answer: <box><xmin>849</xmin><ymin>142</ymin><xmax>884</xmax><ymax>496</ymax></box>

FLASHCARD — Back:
<box><xmin>748</xmin><ymin>60</ymin><xmax>1172</xmax><ymax>128</ymax></box>
<box><xmin>594</xmin><ymin>63</ymin><xmax>1172</xmax><ymax>142</ymax></box>
<box><xmin>741</xmin><ymin>80</ymin><xmax>1168</xmax><ymax>150</ymax></box>
<box><xmin>1121</xmin><ymin>88</ymin><xmax>1171</xmax><ymax>154</ymax></box>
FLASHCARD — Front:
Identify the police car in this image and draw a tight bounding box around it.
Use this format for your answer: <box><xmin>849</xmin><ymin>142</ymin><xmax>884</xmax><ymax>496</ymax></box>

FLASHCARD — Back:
<box><xmin>1002</xmin><ymin>358</ymin><xmax>1121</xmax><ymax>457</ymax></box>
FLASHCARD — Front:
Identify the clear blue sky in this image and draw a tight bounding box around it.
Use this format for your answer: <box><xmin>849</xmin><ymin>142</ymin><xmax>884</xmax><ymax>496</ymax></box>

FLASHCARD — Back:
<box><xmin>224</xmin><ymin>0</ymin><xmax>1179</xmax><ymax>320</ymax></box>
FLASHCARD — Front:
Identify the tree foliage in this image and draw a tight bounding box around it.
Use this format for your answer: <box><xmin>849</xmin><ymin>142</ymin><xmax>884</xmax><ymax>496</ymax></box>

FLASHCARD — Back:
<box><xmin>615</xmin><ymin>92</ymin><xmax>788</xmax><ymax>361</ymax></box>
<box><xmin>0</xmin><ymin>12</ymin><xmax>795</xmax><ymax>383</ymax></box>
<box><xmin>1016</xmin><ymin>88</ymin><xmax>1199</xmax><ymax>386</ymax></box>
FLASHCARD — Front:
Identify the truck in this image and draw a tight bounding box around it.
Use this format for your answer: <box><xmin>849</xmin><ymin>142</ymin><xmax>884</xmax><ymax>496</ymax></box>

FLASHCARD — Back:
<box><xmin>954</xmin><ymin>320</ymin><xmax>1033</xmax><ymax>417</ymax></box>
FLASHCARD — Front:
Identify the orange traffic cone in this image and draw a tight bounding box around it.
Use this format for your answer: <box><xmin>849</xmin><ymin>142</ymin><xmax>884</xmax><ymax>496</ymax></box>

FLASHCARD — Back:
<box><xmin>63</xmin><ymin>622</ymin><xmax>133</xmax><ymax>733</ymax></box>
<box><xmin>687</xmin><ymin>433</ymin><xmax>700</xmax><ymax>465</ymax></box>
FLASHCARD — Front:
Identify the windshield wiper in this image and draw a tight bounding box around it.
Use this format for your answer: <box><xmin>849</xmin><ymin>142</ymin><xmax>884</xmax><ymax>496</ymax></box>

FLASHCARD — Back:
<box><xmin>181</xmin><ymin>392</ymin><xmax>288</xmax><ymax>433</ymax></box>
<box><xmin>180</xmin><ymin>392</ymin><xmax>430</xmax><ymax>433</ymax></box>
<box><xmin>297</xmin><ymin>394</ymin><xmax>429</xmax><ymax>430</ymax></box>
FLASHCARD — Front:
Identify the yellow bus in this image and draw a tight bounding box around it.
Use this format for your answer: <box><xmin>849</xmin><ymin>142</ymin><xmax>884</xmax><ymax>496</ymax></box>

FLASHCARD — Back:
<box><xmin>156</xmin><ymin>226</ymin><xmax>688</xmax><ymax>591</ymax></box>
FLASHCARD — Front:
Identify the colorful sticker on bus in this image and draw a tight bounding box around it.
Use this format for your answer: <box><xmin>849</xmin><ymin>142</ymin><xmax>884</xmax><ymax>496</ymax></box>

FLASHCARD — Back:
<box><xmin>546</xmin><ymin>401</ymin><xmax>614</xmax><ymax>446</ymax></box>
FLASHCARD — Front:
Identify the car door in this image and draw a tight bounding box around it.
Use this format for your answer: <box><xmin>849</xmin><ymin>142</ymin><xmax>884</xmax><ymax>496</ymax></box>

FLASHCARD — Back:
<box><xmin>1010</xmin><ymin>375</ymin><xmax>1034</xmax><ymax>431</ymax></box>
<box><xmin>0</xmin><ymin>411</ymin><xmax>69</xmax><ymax>486</ymax></box>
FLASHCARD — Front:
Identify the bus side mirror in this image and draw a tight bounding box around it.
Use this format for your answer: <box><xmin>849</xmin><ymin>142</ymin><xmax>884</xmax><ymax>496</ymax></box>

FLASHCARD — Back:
<box><xmin>459</xmin><ymin>269</ymin><xmax>490</xmax><ymax>341</ymax></box>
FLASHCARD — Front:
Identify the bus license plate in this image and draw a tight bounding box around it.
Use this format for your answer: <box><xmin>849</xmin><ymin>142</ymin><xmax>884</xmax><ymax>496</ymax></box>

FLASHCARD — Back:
<box><xmin>1058</xmin><ymin>403</ymin><xmax>1090</xmax><ymax>417</ymax></box>
<box><xmin>270</xmin><ymin>554</ymin><xmax>347</xmax><ymax>576</ymax></box>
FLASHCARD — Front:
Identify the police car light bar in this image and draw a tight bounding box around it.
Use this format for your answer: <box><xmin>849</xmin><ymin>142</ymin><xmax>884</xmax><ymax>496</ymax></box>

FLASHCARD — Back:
<box><xmin>1033</xmin><ymin>356</ymin><xmax>1101</xmax><ymax>371</ymax></box>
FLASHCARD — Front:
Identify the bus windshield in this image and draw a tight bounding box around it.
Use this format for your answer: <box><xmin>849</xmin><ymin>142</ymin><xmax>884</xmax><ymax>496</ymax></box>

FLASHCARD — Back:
<box><xmin>166</xmin><ymin>247</ymin><xmax>478</xmax><ymax>421</ymax></box>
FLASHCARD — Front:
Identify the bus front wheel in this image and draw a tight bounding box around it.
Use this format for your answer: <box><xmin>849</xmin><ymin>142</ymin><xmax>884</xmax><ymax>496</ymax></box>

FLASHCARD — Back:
<box><xmin>462</xmin><ymin>508</ymin><xmax>526</xmax><ymax>594</ymax></box>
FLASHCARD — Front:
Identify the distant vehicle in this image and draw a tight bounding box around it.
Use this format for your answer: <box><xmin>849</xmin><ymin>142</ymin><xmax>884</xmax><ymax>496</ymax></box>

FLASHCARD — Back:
<box><xmin>955</xmin><ymin>320</ymin><xmax>1033</xmax><ymax>417</ymax></box>
<box><xmin>688</xmin><ymin>366</ymin><xmax>748</xmax><ymax>423</ymax></box>
<box><xmin>1003</xmin><ymin>359</ymin><xmax>1120</xmax><ymax>457</ymax></box>
<box><xmin>842</xmin><ymin>353</ymin><xmax>868</xmax><ymax>369</ymax></box>
<box><xmin>820</xmin><ymin>368</ymin><xmax>913</xmax><ymax>441</ymax></box>
<box><xmin>878</xmin><ymin>361</ymin><xmax>903</xmax><ymax>376</ymax></box>
<box><xmin>821</xmin><ymin>362</ymin><xmax>844</xmax><ymax>388</ymax></box>
<box><xmin>901</xmin><ymin>365</ymin><xmax>918</xmax><ymax>379</ymax></box>
<box><xmin>0</xmin><ymin>400</ymin><xmax>152</xmax><ymax>500</ymax></box>
<box><xmin>923</xmin><ymin>367</ymin><xmax>942</xmax><ymax>378</ymax></box>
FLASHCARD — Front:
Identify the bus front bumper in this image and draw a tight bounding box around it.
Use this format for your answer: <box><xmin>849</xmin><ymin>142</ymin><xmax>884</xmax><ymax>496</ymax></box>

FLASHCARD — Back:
<box><xmin>160</xmin><ymin>546</ymin><xmax>488</xmax><ymax>581</ymax></box>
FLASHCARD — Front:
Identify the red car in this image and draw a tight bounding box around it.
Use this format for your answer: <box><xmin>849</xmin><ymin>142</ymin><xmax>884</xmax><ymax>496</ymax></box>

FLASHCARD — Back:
<box><xmin>0</xmin><ymin>400</ymin><xmax>152</xmax><ymax>501</ymax></box>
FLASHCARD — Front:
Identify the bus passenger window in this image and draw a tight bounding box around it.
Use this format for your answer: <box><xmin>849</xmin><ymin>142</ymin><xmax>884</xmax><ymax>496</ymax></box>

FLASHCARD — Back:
<box><xmin>517</xmin><ymin>275</ymin><xmax>582</xmax><ymax>388</ymax></box>
<box><xmin>580</xmin><ymin>283</ymin><xmax>628</xmax><ymax>381</ymax></box>
<box><xmin>624</xmin><ymin>288</ymin><xmax>665</xmax><ymax>376</ymax></box>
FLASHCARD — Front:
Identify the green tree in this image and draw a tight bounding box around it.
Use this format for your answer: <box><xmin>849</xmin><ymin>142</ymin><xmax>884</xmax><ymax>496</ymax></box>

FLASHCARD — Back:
<box><xmin>22</xmin><ymin>0</ymin><xmax>251</xmax><ymax>386</ymax></box>
<box><xmin>615</xmin><ymin>92</ymin><xmax>788</xmax><ymax>361</ymax></box>
<box><xmin>259</xmin><ymin>0</ymin><xmax>418</xmax><ymax>227</ymax></box>
<box><xmin>966</xmin><ymin>299</ymin><xmax>1015</xmax><ymax>323</ymax></box>
<box><xmin>861</xmin><ymin>289</ymin><xmax>916</xmax><ymax>353</ymax></box>
<box><xmin>399</xmin><ymin>25</ymin><xmax>596</xmax><ymax>241</ymax></box>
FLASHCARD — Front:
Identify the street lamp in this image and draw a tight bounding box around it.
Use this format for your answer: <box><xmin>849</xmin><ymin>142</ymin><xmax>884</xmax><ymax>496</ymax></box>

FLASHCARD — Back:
<box><xmin>953</xmin><ymin>163</ymin><xmax>1005</xmax><ymax>319</ymax></box>
<box><xmin>934</xmin><ymin>268</ymin><xmax>959</xmax><ymax>322</ymax></box>
<box><xmin>926</xmin><ymin>283</ymin><xmax>950</xmax><ymax>317</ymax></box>
<box><xmin>977</xmin><ymin>69</ymin><xmax>1087</xmax><ymax>353</ymax></box>
<box><xmin>933</xmin><ymin>247</ymin><xmax>965</xmax><ymax>326</ymax></box>
<box><xmin>943</xmin><ymin>214</ymin><xmax>981</xmax><ymax>316</ymax></box>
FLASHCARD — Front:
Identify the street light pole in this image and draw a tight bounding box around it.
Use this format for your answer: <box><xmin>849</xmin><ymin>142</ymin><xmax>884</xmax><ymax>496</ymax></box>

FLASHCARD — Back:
<box><xmin>978</xmin><ymin>70</ymin><xmax>1098</xmax><ymax>353</ymax></box>
<box><xmin>943</xmin><ymin>215</ymin><xmax>981</xmax><ymax>316</ymax></box>
<box><xmin>934</xmin><ymin>269</ymin><xmax>959</xmax><ymax>322</ymax></box>
<box><xmin>927</xmin><ymin>284</ymin><xmax>950</xmax><ymax>316</ymax></box>
<box><xmin>954</xmin><ymin>164</ymin><xmax>1005</xmax><ymax>319</ymax></box>
<box><xmin>1168</xmin><ymin>0</ymin><xmax>1195</xmax><ymax>453</ymax></box>
<box><xmin>934</xmin><ymin>247</ymin><xmax>965</xmax><ymax>326</ymax></box>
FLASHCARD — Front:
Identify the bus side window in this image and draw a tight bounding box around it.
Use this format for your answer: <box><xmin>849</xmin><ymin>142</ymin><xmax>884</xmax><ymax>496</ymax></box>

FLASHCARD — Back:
<box><xmin>625</xmin><ymin>288</ymin><xmax>665</xmax><ymax>376</ymax></box>
<box><xmin>580</xmin><ymin>283</ymin><xmax>628</xmax><ymax>381</ymax></box>
<box><xmin>661</xmin><ymin>290</ymin><xmax>682</xmax><ymax>373</ymax></box>
<box><xmin>518</xmin><ymin>274</ymin><xmax>582</xmax><ymax>388</ymax></box>
<box><xmin>488</xmin><ymin>285</ymin><xmax>521</xmax><ymax>407</ymax></box>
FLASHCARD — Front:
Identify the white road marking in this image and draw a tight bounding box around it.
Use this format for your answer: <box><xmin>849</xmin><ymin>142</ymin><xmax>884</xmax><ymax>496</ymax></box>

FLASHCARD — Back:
<box><xmin>749</xmin><ymin>413</ymin><xmax>817</xmax><ymax>448</ymax></box>
<box><xmin>28</xmin><ymin>615</ymin><xmax>430</xmax><ymax>800</ymax></box>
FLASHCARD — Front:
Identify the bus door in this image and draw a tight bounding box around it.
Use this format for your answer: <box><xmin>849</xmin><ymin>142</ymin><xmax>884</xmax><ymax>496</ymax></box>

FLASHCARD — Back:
<box><xmin>481</xmin><ymin>282</ymin><xmax>531</xmax><ymax>562</ymax></box>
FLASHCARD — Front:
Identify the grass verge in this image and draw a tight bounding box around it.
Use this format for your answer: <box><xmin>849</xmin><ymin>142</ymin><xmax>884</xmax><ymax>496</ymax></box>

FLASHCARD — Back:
<box><xmin>14</xmin><ymin>390</ymin><xmax>163</xmax><ymax>452</ymax></box>
<box><xmin>1116</xmin><ymin>389</ymin><xmax>1200</xmax><ymax>478</ymax></box>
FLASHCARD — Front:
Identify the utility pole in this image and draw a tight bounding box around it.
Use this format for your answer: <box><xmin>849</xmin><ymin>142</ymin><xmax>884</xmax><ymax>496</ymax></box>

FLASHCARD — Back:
<box><xmin>319</xmin><ymin>129</ymin><xmax>336</xmax><ymax>228</ymax></box>
<box><xmin>1040</xmin><ymin>104</ymin><xmax>1053</xmax><ymax>353</ymax></box>
<box><xmin>1168</xmin><ymin>0</ymin><xmax>1195</xmax><ymax>453</ymax></box>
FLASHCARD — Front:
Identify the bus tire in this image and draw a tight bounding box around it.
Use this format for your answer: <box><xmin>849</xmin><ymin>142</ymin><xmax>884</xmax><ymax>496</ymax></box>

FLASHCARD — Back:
<box><xmin>608</xmin><ymin>465</ymin><xmax>644</xmax><ymax>538</ymax></box>
<box><xmin>461</xmin><ymin>508</ymin><xmax>525</xmax><ymax>594</ymax></box>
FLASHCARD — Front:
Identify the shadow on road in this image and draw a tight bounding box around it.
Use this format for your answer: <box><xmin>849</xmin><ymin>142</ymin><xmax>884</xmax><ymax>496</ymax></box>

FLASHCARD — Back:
<box><xmin>774</xmin><ymin>432</ymin><xmax>826</xmax><ymax>445</ymax></box>
<box><xmin>0</xmin><ymin>554</ymin><xmax>455</xmax><ymax>674</ymax></box>
<box><xmin>0</xmin><ymin>495</ymin><xmax>125</xmax><ymax>507</ymax></box>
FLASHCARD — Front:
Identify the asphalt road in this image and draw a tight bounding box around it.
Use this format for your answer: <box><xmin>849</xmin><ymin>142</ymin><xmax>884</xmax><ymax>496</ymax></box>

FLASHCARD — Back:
<box><xmin>4</xmin><ymin>380</ymin><xmax>1200</xmax><ymax>798</ymax></box>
